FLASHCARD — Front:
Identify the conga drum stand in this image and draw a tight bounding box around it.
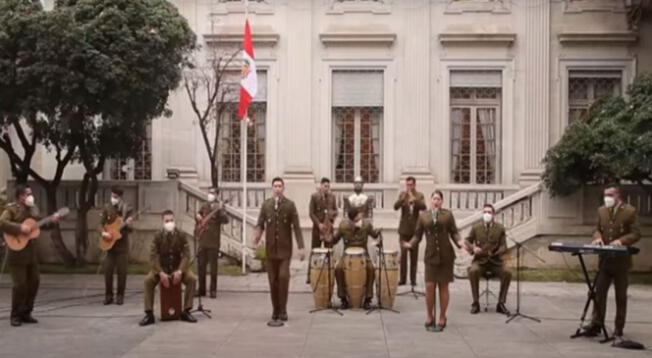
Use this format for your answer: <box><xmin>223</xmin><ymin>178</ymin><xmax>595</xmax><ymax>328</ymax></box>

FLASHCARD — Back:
<box><xmin>367</xmin><ymin>233</ymin><xmax>399</xmax><ymax>315</ymax></box>
<box><xmin>309</xmin><ymin>248</ymin><xmax>343</xmax><ymax>316</ymax></box>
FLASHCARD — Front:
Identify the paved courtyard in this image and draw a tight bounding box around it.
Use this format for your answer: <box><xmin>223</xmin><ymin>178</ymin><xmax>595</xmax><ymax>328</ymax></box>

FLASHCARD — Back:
<box><xmin>1</xmin><ymin>267</ymin><xmax>652</xmax><ymax>358</ymax></box>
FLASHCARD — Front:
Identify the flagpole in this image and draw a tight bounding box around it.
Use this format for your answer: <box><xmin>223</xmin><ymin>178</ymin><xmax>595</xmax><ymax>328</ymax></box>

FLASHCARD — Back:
<box><xmin>241</xmin><ymin>0</ymin><xmax>249</xmax><ymax>274</ymax></box>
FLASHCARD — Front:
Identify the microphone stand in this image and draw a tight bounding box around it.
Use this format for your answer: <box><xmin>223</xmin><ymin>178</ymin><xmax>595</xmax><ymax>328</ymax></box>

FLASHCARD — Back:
<box><xmin>367</xmin><ymin>232</ymin><xmax>399</xmax><ymax>315</ymax></box>
<box><xmin>190</xmin><ymin>226</ymin><xmax>212</xmax><ymax>319</ymax></box>
<box><xmin>505</xmin><ymin>235</ymin><xmax>545</xmax><ymax>324</ymax></box>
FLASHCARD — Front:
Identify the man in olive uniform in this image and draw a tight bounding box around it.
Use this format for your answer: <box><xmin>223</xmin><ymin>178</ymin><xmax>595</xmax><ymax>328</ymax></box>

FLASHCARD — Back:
<box><xmin>140</xmin><ymin>210</ymin><xmax>197</xmax><ymax>326</ymax></box>
<box><xmin>0</xmin><ymin>184</ymin><xmax>60</xmax><ymax>327</ymax></box>
<box><xmin>254</xmin><ymin>177</ymin><xmax>305</xmax><ymax>327</ymax></box>
<box><xmin>331</xmin><ymin>207</ymin><xmax>379</xmax><ymax>310</ymax></box>
<box><xmin>99</xmin><ymin>186</ymin><xmax>133</xmax><ymax>305</ymax></box>
<box><xmin>394</xmin><ymin>176</ymin><xmax>426</xmax><ymax>286</ymax></box>
<box><xmin>465</xmin><ymin>204</ymin><xmax>511</xmax><ymax>315</ymax></box>
<box><xmin>583</xmin><ymin>185</ymin><xmax>640</xmax><ymax>340</ymax></box>
<box><xmin>306</xmin><ymin>177</ymin><xmax>338</xmax><ymax>284</ymax></box>
<box><xmin>196</xmin><ymin>187</ymin><xmax>229</xmax><ymax>298</ymax></box>
<box><xmin>343</xmin><ymin>176</ymin><xmax>374</xmax><ymax>220</ymax></box>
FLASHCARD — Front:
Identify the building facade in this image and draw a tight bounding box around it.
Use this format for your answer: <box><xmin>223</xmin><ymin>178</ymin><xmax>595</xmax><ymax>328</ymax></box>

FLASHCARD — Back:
<box><xmin>2</xmin><ymin>0</ymin><xmax>651</xmax><ymax>268</ymax></box>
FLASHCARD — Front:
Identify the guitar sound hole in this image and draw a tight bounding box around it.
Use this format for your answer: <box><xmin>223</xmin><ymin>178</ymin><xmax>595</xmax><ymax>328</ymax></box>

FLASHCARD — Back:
<box><xmin>168</xmin><ymin>307</ymin><xmax>176</xmax><ymax>316</ymax></box>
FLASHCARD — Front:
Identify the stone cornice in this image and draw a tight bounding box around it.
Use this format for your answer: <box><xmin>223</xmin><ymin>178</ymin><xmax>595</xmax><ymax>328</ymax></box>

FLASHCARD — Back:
<box><xmin>204</xmin><ymin>30</ymin><xmax>279</xmax><ymax>46</ymax></box>
<box><xmin>439</xmin><ymin>32</ymin><xmax>516</xmax><ymax>46</ymax></box>
<box><xmin>319</xmin><ymin>32</ymin><xmax>396</xmax><ymax>46</ymax></box>
<box><xmin>558</xmin><ymin>31</ymin><xmax>638</xmax><ymax>44</ymax></box>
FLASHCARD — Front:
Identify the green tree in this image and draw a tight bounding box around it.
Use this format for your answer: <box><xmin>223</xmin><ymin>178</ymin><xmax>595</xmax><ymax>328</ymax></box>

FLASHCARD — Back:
<box><xmin>543</xmin><ymin>73</ymin><xmax>652</xmax><ymax>197</ymax></box>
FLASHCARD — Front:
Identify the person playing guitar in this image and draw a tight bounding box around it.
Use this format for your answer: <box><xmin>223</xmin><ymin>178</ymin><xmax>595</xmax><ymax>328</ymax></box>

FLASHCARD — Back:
<box><xmin>0</xmin><ymin>184</ymin><xmax>61</xmax><ymax>327</ymax></box>
<box><xmin>99</xmin><ymin>186</ymin><xmax>133</xmax><ymax>306</ymax></box>
<box><xmin>195</xmin><ymin>187</ymin><xmax>228</xmax><ymax>298</ymax></box>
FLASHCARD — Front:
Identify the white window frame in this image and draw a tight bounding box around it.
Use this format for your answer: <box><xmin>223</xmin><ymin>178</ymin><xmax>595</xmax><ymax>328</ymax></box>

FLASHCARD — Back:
<box><xmin>320</xmin><ymin>62</ymin><xmax>395</xmax><ymax>183</ymax></box>
<box><xmin>437</xmin><ymin>59</ymin><xmax>514</xmax><ymax>185</ymax></box>
<box><xmin>558</xmin><ymin>59</ymin><xmax>634</xmax><ymax>132</ymax></box>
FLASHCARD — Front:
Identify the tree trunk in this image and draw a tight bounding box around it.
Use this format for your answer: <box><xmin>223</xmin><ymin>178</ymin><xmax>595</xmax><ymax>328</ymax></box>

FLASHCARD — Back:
<box><xmin>44</xmin><ymin>185</ymin><xmax>76</xmax><ymax>266</ymax></box>
<box><xmin>75</xmin><ymin>162</ymin><xmax>103</xmax><ymax>266</ymax></box>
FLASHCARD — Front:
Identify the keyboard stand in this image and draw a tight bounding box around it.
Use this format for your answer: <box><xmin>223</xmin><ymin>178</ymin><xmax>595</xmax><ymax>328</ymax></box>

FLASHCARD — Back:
<box><xmin>570</xmin><ymin>253</ymin><xmax>612</xmax><ymax>343</ymax></box>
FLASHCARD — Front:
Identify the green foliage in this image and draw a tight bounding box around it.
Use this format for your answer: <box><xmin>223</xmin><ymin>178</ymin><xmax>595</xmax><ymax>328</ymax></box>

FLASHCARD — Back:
<box><xmin>543</xmin><ymin>74</ymin><xmax>652</xmax><ymax>197</ymax></box>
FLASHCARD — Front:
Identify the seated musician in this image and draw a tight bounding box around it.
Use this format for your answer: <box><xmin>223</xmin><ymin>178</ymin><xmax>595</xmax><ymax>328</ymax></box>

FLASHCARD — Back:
<box><xmin>582</xmin><ymin>185</ymin><xmax>640</xmax><ymax>341</ymax></box>
<box><xmin>330</xmin><ymin>206</ymin><xmax>380</xmax><ymax>309</ymax></box>
<box><xmin>465</xmin><ymin>204</ymin><xmax>511</xmax><ymax>315</ymax></box>
<box><xmin>140</xmin><ymin>210</ymin><xmax>197</xmax><ymax>326</ymax></box>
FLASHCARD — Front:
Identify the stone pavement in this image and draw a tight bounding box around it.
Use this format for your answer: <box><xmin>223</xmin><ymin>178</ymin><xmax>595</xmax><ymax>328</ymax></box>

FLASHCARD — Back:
<box><xmin>1</xmin><ymin>268</ymin><xmax>652</xmax><ymax>358</ymax></box>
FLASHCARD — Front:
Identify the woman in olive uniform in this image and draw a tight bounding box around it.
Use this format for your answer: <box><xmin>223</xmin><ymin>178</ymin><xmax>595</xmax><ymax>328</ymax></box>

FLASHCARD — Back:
<box><xmin>403</xmin><ymin>190</ymin><xmax>462</xmax><ymax>332</ymax></box>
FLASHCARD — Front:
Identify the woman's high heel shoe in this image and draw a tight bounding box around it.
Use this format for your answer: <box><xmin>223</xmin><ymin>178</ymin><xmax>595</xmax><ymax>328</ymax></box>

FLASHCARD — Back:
<box><xmin>433</xmin><ymin>318</ymin><xmax>447</xmax><ymax>332</ymax></box>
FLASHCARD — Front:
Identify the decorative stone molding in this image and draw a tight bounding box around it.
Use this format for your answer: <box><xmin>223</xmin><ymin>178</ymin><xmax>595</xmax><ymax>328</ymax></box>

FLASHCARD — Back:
<box><xmin>558</xmin><ymin>31</ymin><xmax>638</xmax><ymax>44</ymax></box>
<box><xmin>439</xmin><ymin>32</ymin><xmax>516</xmax><ymax>46</ymax></box>
<box><xmin>204</xmin><ymin>26</ymin><xmax>279</xmax><ymax>46</ymax></box>
<box><xmin>211</xmin><ymin>0</ymin><xmax>274</xmax><ymax>15</ymax></box>
<box><xmin>444</xmin><ymin>0</ymin><xmax>510</xmax><ymax>14</ymax></box>
<box><xmin>326</xmin><ymin>0</ymin><xmax>391</xmax><ymax>15</ymax></box>
<box><xmin>319</xmin><ymin>32</ymin><xmax>396</xmax><ymax>46</ymax></box>
<box><xmin>563</xmin><ymin>0</ymin><xmax>627</xmax><ymax>13</ymax></box>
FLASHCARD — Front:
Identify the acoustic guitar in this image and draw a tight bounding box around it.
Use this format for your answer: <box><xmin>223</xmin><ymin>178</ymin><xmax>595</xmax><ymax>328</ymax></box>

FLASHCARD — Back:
<box><xmin>3</xmin><ymin>207</ymin><xmax>70</xmax><ymax>251</ymax></box>
<box><xmin>99</xmin><ymin>206</ymin><xmax>149</xmax><ymax>251</ymax></box>
<box><xmin>194</xmin><ymin>200</ymin><xmax>229</xmax><ymax>238</ymax></box>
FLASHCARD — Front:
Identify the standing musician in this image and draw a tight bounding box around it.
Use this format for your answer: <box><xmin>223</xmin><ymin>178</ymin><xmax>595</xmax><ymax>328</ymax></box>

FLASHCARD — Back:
<box><xmin>195</xmin><ymin>187</ymin><xmax>229</xmax><ymax>298</ymax></box>
<box><xmin>330</xmin><ymin>207</ymin><xmax>380</xmax><ymax>310</ymax></box>
<box><xmin>393</xmin><ymin>176</ymin><xmax>426</xmax><ymax>286</ymax></box>
<box><xmin>140</xmin><ymin>210</ymin><xmax>197</xmax><ymax>326</ymax></box>
<box><xmin>582</xmin><ymin>185</ymin><xmax>640</xmax><ymax>341</ymax></box>
<box><xmin>0</xmin><ymin>184</ymin><xmax>60</xmax><ymax>327</ymax></box>
<box><xmin>343</xmin><ymin>176</ymin><xmax>374</xmax><ymax>221</ymax></box>
<box><xmin>99</xmin><ymin>186</ymin><xmax>133</xmax><ymax>305</ymax></box>
<box><xmin>403</xmin><ymin>190</ymin><xmax>463</xmax><ymax>332</ymax></box>
<box><xmin>465</xmin><ymin>204</ymin><xmax>511</xmax><ymax>315</ymax></box>
<box><xmin>306</xmin><ymin>177</ymin><xmax>338</xmax><ymax>284</ymax></box>
<box><xmin>253</xmin><ymin>177</ymin><xmax>305</xmax><ymax>327</ymax></box>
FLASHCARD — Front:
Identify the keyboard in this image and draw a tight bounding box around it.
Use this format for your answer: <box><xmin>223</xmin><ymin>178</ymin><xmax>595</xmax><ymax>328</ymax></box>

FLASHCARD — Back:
<box><xmin>548</xmin><ymin>242</ymin><xmax>639</xmax><ymax>255</ymax></box>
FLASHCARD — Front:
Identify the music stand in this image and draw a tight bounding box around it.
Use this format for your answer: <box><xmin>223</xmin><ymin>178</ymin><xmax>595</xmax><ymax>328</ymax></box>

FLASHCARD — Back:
<box><xmin>505</xmin><ymin>235</ymin><xmax>544</xmax><ymax>324</ymax></box>
<box><xmin>190</xmin><ymin>233</ymin><xmax>212</xmax><ymax>319</ymax></box>
<box><xmin>309</xmin><ymin>247</ymin><xmax>343</xmax><ymax>316</ymax></box>
<box><xmin>367</xmin><ymin>233</ymin><xmax>400</xmax><ymax>315</ymax></box>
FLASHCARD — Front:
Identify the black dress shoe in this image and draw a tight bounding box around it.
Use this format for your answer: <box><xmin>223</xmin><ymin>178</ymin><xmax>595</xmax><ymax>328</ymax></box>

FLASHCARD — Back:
<box><xmin>340</xmin><ymin>298</ymin><xmax>350</xmax><ymax>310</ymax></box>
<box><xmin>581</xmin><ymin>323</ymin><xmax>602</xmax><ymax>337</ymax></box>
<box><xmin>139</xmin><ymin>312</ymin><xmax>155</xmax><ymax>326</ymax></box>
<box><xmin>180</xmin><ymin>309</ymin><xmax>197</xmax><ymax>323</ymax></box>
<box><xmin>398</xmin><ymin>280</ymin><xmax>406</xmax><ymax>286</ymax></box>
<box><xmin>10</xmin><ymin>317</ymin><xmax>22</xmax><ymax>327</ymax></box>
<box><xmin>363</xmin><ymin>298</ymin><xmax>372</xmax><ymax>310</ymax></box>
<box><xmin>103</xmin><ymin>296</ymin><xmax>114</xmax><ymax>305</ymax></box>
<box><xmin>496</xmin><ymin>303</ymin><xmax>510</xmax><ymax>315</ymax></box>
<box><xmin>209</xmin><ymin>291</ymin><xmax>217</xmax><ymax>299</ymax></box>
<box><xmin>21</xmin><ymin>314</ymin><xmax>38</xmax><ymax>324</ymax></box>
<box><xmin>470</xmin><ymin>302</ymin><xmax>480</xmax><ymax>314</ymax></box>
<box><xmin>278</xmin><ymin>312</ymin><xmax>288</xmax><ymax>322</ymax></box>
<box><xmin>195</xmin><ymin>291</ymin><xmax>206</xmax><ymax>298</ymax></box>
<box><xmin>115</xmin><ymin>295</ymin><xmax>124</xmax><ymax>305</ymax></box>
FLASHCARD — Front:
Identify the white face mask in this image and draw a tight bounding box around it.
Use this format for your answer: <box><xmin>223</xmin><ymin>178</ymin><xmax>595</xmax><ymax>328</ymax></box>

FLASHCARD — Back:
<box><xmin>25</xmin><ymin>195</ymin><xmax>35</xmax><ymax>208</ymax></box>
<box><xmin>110</xmin><ymin>197</ymin><xmax>120</xmax><ymax>206</ymax></box>
<box><xmin>604</xmin><ymin>196</ymin><xmax>616</xmax><ymax>208</ymax></box>
<box><xmin>207</xmin><ymin>194</ymin><xmax>216</xmax><ymax>202</ymax></box>
<box><xmin>482</xmin><ymin>213</ymin><xmax>493</xmax><ymax>223</ymax></box>
<box><xmin>164</xmin><ymin>222</ymin><xmax>176</xmax><ymax>232</ymax></box>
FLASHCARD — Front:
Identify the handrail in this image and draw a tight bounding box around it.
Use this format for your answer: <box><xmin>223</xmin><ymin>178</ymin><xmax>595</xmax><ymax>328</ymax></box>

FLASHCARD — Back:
<box><xmin>456</xmin><ymin>182</ymin><xmax>542</xmax><ymax>230</ymax></box>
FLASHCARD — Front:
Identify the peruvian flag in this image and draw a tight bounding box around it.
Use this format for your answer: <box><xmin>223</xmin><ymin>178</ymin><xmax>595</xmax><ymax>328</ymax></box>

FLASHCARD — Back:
<box><xmin>237</xmin><ymin>19</ymin><xmax>257</xmax><ymax>120</ymax></box>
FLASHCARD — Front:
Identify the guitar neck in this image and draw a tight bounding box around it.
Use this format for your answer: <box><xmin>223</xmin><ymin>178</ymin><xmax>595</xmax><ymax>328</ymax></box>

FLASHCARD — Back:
<box><xmin>36</xmin><ymin>215</ymin><xmax>55</xmax><ymax>228</ymax></box>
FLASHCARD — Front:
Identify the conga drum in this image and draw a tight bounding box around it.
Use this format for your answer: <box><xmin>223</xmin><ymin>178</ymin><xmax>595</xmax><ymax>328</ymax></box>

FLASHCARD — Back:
<box><xmin>377</xmin><ymin>250</ymin><xmax>399</xmax><ymax>308</ymax></box>
<box><xmin>343</xmin><ymin>247</ymin><xmax>367</xmax><ymax>308</ymax></box>
<box><xmin>160</xmin><ymin>282</ymin><xmax>182</xmax><ymax>321</ymax></box>
<box><xmin>310</xmin><ymin>248</ymin><xmax>334</xmax><ymax>308</ymax></box>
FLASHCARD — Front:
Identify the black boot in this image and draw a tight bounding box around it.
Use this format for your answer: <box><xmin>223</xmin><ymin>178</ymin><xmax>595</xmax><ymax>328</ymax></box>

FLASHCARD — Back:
<box><xmin>21</xmin><ymin>314</ymin><xmax>38</xmax><ymax>324</ymax></box>
<box><xmin>10</xmin><ymin>316</ymin><xmax>22</xmax><ymax>327</ymax></box>
<box><xmin>496</xmin><ymin>303</ymin><xmax>510</xmax><ymax>315</ymax></box>
<box><xmin>340</xmin><ymin>298</ymin><xmax>349</xmax><ymax>310</ymax></box>
<box><xmin>363</xmin><ymin>298</ymin><xmax>372</xmax><ymax>310</ymax></box>
<box><xmin>180</xmin><ymin>309</ymin><xmax>197</xmax><ymax>323</ymax></box>
<box><xmin>278</xmin><ymin>312</ymin><xmax>288</xmax><ymax>322</ymax></box>
<box><xmin>115</xmin><ymin>294</ymin><xmax>124</xmax><ymax>305</ymax></box>
<box><xmin>139</xmin><ymin>311</ymin><xmax>155</xmax><ymax>326</ymax></box>
<box><xmin>470</xmin><ymin>302</ymin><xmax>480</xmax><ymax>314</ymax></box>
<box><xmin>103</xmin><ymin>295</ymin><xmax>114</xmax><ymax>305</ymax></box>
